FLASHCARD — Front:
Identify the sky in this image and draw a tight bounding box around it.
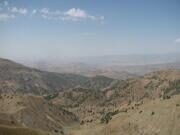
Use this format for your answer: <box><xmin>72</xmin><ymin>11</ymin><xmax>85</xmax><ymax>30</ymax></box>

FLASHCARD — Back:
<box><xmin>0</xmin><ymin>0</ymin><xmax>180</xmax><ymax>61</ymax></box>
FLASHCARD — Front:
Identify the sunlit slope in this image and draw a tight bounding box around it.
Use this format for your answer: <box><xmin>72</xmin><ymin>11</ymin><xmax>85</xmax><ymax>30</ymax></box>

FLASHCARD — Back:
<box><xmin>0</xmin><ymin>93</ymin><xmax>78</xmax><ymax>135</ymax></box>
<box><xmin>69</xmin><ymin>95</ymin><xmax>180</xmax><ymax>135</ymax></box>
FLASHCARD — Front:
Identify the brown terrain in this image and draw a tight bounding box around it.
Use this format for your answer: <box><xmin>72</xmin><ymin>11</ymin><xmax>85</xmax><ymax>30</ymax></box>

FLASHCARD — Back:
<box><xmin>0</xmin><ymin>93</ymin><xmax>78</xmax><ymax>135</ymax></box>
<box><xmin>0</xmin><ymin>58</ymin><xmax>180</xmax><ymax>135</ymax></box>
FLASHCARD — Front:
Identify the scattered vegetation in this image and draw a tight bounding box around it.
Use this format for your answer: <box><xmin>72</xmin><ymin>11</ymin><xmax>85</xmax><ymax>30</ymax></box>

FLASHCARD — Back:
<box><xmin>151</xmin><ymin>111</ymin><xmax>155</xmax><ymax>115</ymax></box>
<box><xmin>100</xmin><ymin>110</ymin><xmax>119</xmax><ymax>124</ymax></box>
<box><xmin>163</xmin><ymin>95</ymin><xmax>171</xmax><ymax>100</ymax></box>
<box><xmin>44</xmin><ymin>93</ymin><xmax>59</xmax><ymax>100</ymax></box>
<box><xmin>139</xmin><ymin>110</ymin><xmax>143</xmax><ymax>114</ymax></box>
<box><xmin>164</xmin><ymin>80</ymin><xmax>180</xmax><ymax>96</ymax></box>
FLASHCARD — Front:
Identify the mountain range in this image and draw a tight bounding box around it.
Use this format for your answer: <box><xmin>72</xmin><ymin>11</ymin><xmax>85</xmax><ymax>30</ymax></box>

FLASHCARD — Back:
<box><xmin>0</xmin><ymin>57</ymin><xmax>180</xmax><ymax>135</ymax></box>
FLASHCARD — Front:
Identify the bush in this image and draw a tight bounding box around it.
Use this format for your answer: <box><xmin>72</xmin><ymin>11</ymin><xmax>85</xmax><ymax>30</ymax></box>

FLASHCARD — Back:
<box><xmin>101</xmin><ymin>113</ymin><xmax>112</xmax><ymax>124</ymax></box>
<box><xmin>80</xmin><ymin>120</ymin><xmax>84</xmax><ymax>125</ymax></box>
<box><xmin>44</xmin><ymin>93</ymin><xmax>58</xmax><ymax>100</ymax></box>
<box><xmin>100</xmin><ymin>110</ymin><xmax>119</xmax><ymax>124</ymax></box>
<box><xmin>163</xmin><ymin>95</ymin><xmax>171</xmax><ymax>100</ymax></box>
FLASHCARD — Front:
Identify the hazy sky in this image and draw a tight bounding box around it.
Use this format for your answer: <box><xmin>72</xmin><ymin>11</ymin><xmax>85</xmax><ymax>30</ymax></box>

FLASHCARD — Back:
<box><xmin>0</xmin><ymin>0</ymin><xmax>180</xmax><ymax>60</ymax></box>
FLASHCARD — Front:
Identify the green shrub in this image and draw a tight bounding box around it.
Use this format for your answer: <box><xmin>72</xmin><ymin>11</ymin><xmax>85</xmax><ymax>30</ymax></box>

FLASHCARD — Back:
<box><xmin>44</xmin><ymin>93</ymin><xmax>58</xmax><ymax>100</ymax></box>
<box><xmin>100</xmin><ymin>110</ymin><xmax>119</xmax><ymax>124</ymax></box>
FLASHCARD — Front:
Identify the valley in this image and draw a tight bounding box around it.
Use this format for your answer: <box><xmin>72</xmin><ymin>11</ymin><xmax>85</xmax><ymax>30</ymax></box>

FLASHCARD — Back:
<box><xmin>0</xmin><ymin>58</ymin><xmax>180</xmax><ymax>135</ymax></box>
<box><xmin>1</xmin><ymin>0</ymin><xmax>179</xmax><ymax>134</ymax></box>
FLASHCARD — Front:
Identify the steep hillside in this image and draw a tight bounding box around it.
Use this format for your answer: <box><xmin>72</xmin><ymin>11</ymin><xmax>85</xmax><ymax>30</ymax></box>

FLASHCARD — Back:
<box><xmin>0</xmin><ymin>58</ymin><xmax>114</xmax><ymax>95</ymax></box>
<box><xmin>0</xmin><ymin>93</ymin><xmax>78</xmax><ymax>135</ymax></box>
<box><xmin>81</xmin><ymin>75</ymin><xmax>114</xmax><ymax>90</ymax></box>
<box><xmin>52</xmin><ymin>69</ymin><xmax>180</xmax><ymax>124</ymax></box>
<box><xmin>69</xmin><ymin>95</ymin><xmax>180</xmax><ymax>135</ymax></box>
<box><xmin>0</xmin><ymin>125</ymin><xmax>51</xmax><ymax>135</ymax></box>
<box><xmin>104</xmin><ymin>69</ymin><xmax>180</xmax><ymax>104</ymax></box>
<box><xmin>1</xmin><ymin>58</ymin><xmax>180</xmax><ymax>135</ymax></box>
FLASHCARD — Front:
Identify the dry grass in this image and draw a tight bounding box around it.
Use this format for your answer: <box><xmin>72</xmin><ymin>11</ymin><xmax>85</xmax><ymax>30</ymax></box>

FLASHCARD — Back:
<box><xmin>0</xmin><ymin>125</ymin><xmax>51</xmax><ymax>135</ymax></box>
<box><xmin>69</xmin><ymin>95</ymin><xmax>180</xmax><ymax>135</ymax></box>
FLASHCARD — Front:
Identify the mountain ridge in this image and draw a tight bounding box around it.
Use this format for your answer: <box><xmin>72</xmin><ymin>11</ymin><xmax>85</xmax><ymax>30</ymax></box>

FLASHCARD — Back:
<box><xmin>0</xmin><ymin>58</ymin><xmax>114</xmax><ymax>95</ymax></box>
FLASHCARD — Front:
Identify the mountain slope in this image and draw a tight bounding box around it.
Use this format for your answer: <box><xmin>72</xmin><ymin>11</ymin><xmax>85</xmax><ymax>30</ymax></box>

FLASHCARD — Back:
<box><xmin>0</xmin><ymin>125</ymin><xmax>51</xmax><ymax>135</ymax></box>
<box><xmin>0</xmin><ymin>93</ymin><xmax>78</xmax><ymax>135</ymax></box>
<box><xmin>103</xmin><ymin>69</ymin><xmax>180</xmax><ymax>104</ymax></box>
<box><xmin>0</xmin><ymin>58</ymin><xmax>114</xmax><ymax>95</ymax></box>
<box><xmin>69</xmin><ymin>94</ymin><xmax>180</xmax><ymax>135</ymax></box>
<box><xmin>52</xmin><ymin>69</ymin><xmax>180</xmax><ymax>124</ymax></box>
<box><xmin>1</xmin><ymin>58</ymin><xmax>180</xmax><ymax>135</ymax></box>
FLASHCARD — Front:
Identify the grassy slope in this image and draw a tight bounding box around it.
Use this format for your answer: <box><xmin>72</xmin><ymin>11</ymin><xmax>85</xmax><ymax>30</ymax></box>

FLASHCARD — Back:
<box><xmin>69</xmin><ymin>95</ymin><xmax>180</xmax><ymax>135</ymax></box>
<box><xmin>0</xmin><ymin>125</ymin><xmax>51</xmax><ymax>135</ymax></box>
<box><xmin>0</xmin><ymin>93</ymin><xmax>78</xmax><ymax>135</ymax></box>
